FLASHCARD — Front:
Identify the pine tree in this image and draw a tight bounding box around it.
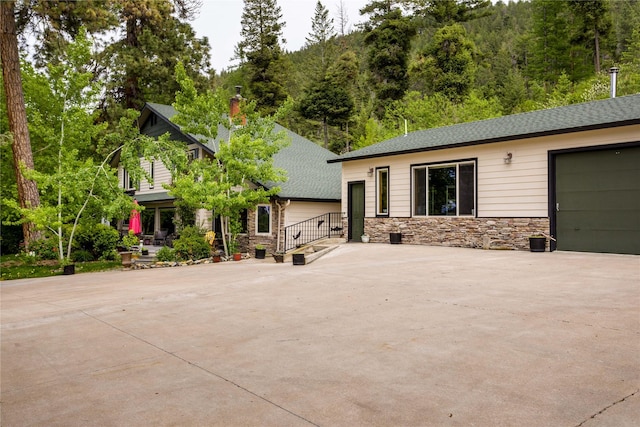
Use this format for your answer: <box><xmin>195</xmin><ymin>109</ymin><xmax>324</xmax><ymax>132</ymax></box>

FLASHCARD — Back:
<box><xmin>100</xmin><ymin>0</ymin><xmax>212</xmax><ymax>118</ymax></box>
<box><xmin>236</xmin><ymin>0</ymin><xmax>289</xmax><ymax>115</ymax></box>
<box><xmin>569</xmin><ymin>0</ymin><xmax>612</xmax><ymax>73</ymax></box>
<box><xmin>1</xmin><ymin>0</ymin><xmax>41</xmax><ymax>248</ymax></box>
<box><xmin>361</xmin><ymin>1</ymin><xmax>415</xmax><ymax>116</ymax></box>
<box><xmin>305</xmin><ymin>1</ymin><xmax>336</xmax><ymax>75</ymax></box>
<box><xmin>415</xmin><ymin>0</ymin><xmax>491</xmax><ymax>26</ymax></box>
<box><xmin>528</xmin><ymin>0</ymin><xmax>573</xmax><ymax>84</ymax></box>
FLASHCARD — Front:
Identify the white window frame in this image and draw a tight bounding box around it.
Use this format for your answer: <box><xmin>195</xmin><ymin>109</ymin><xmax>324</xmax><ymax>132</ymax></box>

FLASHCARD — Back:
<box><xmin>412</xmin><ymin>160</ymin><xmax>476</xmax><ymax>217</ymax></box>
<box><xmin>256</xmin><ymin>204</ymin><xmax>271</xmax><ymax>235</ymax></box>
<box><xmin>376</xmin><ymin>167</ymin><xmax>389</xmax><ymax>216</ymax></box>
<box><xmin>123</xmin><ymin>169</ymin><xmax>137</xmax><ymax>191</ymax></box>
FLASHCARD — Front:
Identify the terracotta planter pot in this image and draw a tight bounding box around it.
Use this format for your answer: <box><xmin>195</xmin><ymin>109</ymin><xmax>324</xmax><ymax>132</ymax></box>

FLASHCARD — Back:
<box><xmin>120</xmin><ymin>251</ymin><xmax>132</xmax><ymax>268</ymax></box>
<box><xmin>212</xmin><ymin>255</ymin><xmax>221</xmax><ymax>263</ymax></box>
<box><xmin>233</xmin><ymin>253</ymin><xmax>242</xmax><ymax>261</ymax></box>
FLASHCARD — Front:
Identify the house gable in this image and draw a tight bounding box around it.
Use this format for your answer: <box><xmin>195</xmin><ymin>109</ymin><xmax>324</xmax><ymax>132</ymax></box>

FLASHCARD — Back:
<box><xmin>142</xmin><ymin>102</ymin><xmax>342</xmax><ymax>202</ymax></box>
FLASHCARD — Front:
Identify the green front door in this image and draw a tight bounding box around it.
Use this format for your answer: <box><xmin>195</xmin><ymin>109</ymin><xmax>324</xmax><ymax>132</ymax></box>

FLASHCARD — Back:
<box><xmin>348</xmin><ymin>181</ymin><xmax>365</xmax><ymax>242</ymax></box>
<box><xmin>555</xmin><ymin>146</ymin><xmax>640</xmax><ymax>254</ymax></box>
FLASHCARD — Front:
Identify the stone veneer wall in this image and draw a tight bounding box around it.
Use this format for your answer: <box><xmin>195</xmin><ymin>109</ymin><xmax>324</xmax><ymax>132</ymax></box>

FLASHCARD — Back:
<box><xmin>360</xmin><ymin>217</ymin><xmax>551</xmax><ymax>251</ymax></box>
<box><xmin>244</xmin><ymin>201</ymin><xmax>279</xmax><ymax>254</ymax></box>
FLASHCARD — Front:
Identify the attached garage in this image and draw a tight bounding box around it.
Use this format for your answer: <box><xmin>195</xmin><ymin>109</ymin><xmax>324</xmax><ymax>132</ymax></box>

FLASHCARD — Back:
<box><xmin>331</xmin><ymin>94</ymin><xmax>640</xmax><ymax>254</ymax></box>
<box><xmin>552</xmin><ymin>144</ymin><xmax>640</xmax><ymax>255</ymax></box>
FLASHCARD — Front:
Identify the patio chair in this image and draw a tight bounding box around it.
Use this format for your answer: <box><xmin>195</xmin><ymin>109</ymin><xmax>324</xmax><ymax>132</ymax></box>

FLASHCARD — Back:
<box><xmin>153</xmin><ymin>229</ymin><xmax>169</xmax><ymax>246</ymax></box>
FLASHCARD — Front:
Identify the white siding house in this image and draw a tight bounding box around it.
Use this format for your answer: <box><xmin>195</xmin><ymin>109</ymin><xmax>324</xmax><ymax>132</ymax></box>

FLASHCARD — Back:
<box><xmin>331</xmin><ymin>94</ymin><xmax>640</xmax><ymax>254</ymax></box>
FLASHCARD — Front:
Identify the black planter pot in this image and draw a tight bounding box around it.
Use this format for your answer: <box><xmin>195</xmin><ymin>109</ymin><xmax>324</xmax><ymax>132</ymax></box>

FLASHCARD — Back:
<box><xmin>63</xmin><ymin>264</ymin><xmax>75</xmax><ymax>275</ymax></box>
<box><xmin>529</xmin><ymin>237</ymin><xmax>546</xmax><ymax>252</ymax></box>
<box><xmin>390</xmin><ymin>232</ymin><xmax>402</xmax><ymax>244</ymax></box>
<box><xmin>292</xmin><ymin>253</ymin><xmax>306</xmax><ymax>265</ymax></box>
<box><xmin>255</xmin><ymin>248</ymin><xmax>266</xmax><ymax>259</ymax></box>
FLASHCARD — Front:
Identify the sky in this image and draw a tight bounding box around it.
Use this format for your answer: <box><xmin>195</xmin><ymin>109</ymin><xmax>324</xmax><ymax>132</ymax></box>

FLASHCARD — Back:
<box><xmin>191</xmin><ymin>0</ymin><xmax>370</xmax><ymax>73</ymax></box>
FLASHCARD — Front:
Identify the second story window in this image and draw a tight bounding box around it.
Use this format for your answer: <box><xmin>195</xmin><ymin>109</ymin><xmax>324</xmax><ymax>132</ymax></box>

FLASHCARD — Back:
<box><xmin>123</xmin><ymin>169</ymin><xmax>138</xmax><ymax>191</ymax></box>
<box><xmin>149</xmin><ymin>161</ymin><xmax>155</xmax><ymax>189</ymax></box>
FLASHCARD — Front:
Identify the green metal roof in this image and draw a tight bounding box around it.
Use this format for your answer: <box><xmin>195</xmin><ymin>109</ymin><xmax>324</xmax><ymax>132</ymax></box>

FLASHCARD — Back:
<box><xmin>142</xmin><ymin>103</ymin><xmax>341</xmax><ymax>201</ymax></box>
<box><xmin>330</xmin><ymin>94</ymin><xmax>640</xmax><ymax>163</ymax></box>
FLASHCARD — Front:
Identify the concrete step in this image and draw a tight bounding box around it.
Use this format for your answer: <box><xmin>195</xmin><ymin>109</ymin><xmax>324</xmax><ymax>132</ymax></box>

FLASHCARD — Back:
<box><xmin>290</xmin><ymin>239</ymin><xmax>345</xmax><ymax>265</ymax></box>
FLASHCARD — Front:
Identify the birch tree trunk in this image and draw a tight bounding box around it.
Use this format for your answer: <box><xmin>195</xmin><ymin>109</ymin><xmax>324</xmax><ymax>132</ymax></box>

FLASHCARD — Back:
<box><xmin>1</xmin><ymin>1</ymin><xmax>41</xmax><ymax>248</ymax></box>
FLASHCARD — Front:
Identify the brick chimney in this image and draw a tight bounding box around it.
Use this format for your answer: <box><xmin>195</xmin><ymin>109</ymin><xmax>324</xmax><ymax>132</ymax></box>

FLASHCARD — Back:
<box><xmin>229</xmin><ymin>85</ymin><xmax>245</xmax><ymax>125</ymax></box>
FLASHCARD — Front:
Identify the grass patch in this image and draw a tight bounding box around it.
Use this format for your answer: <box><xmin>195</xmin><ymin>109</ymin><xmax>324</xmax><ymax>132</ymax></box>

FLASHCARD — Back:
<box><xmin>1</xmin><ymin>254</ymin><xmax>121</xmax><ymax>281</ymax></box>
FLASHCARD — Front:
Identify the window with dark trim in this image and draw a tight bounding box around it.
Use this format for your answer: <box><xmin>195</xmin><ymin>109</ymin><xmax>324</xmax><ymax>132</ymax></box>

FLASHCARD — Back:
<box><xmin>149</xmin><ymin>161</ymin><xmax>155</xmax><ymax>189</ymax></box>
<box><xmin>377</xmin><ymin>167</ymin><xmax>389</xmax><ymax>216</ymax></box>
<box><xmin>256</xmin><ymin>204</ymin><xmax>271</xmax><ymax>234</ymax></box>
<box><xmin>412</xmin><ymin>161</ymin><xmax>475</xmax><ymax>217</ymax></box>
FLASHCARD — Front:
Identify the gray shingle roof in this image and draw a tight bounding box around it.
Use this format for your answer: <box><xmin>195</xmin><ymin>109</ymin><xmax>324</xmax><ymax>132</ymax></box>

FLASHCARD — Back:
<box><xmin>143</xmin><ymin>103</ymin><xmax>340</xmax><ymax>201</ymax></box>
<box><xmin>270</xmin><ymin>124</ymin><xmax>341</xmax><ymax>200</ymax></box>
<box><xmin>330</xmin><ymin>94</ymin><xmax>640</xmax><ymax>163</ymax></box>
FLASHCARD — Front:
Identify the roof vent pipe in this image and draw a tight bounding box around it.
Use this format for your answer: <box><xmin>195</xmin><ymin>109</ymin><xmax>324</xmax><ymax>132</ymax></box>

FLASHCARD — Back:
<box><xmin>609</xmin><ymin>67</ymin><xmax>619</xmax><ymax>98</ymax></box>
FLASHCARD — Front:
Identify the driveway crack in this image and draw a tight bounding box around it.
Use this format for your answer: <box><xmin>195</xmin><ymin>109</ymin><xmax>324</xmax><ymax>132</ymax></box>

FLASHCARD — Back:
<box><xmin>574</xmin><ymin>389</ymin><xmax>639</xmax><ymax>427</ymax></box>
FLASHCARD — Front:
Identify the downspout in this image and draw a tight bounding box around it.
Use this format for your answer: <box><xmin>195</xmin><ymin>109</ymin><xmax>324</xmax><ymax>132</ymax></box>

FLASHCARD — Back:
<box><xmin>275</xmin><ymin>199</ymin><xmax>290</xmax><ymax>253</ymax></box>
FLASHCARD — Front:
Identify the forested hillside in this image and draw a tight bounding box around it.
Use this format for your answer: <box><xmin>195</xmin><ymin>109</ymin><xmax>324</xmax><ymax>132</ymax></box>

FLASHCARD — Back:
<box><xmin>222</xmin><ymin>0</ymin><xmax>640</xmax><ymax>153</ymax></box>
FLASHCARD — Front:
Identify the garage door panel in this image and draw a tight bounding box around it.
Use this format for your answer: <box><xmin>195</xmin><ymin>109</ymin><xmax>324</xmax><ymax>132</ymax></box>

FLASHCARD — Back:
<box><xmin>555</xmin><ymin>146</ymin><xmax>640</xmax><ymax>255</ymax></box>
<box><xmin>556</xmin><ymin>169</ymin><xmax>640</xmax><ymax>192</ymax></box>
<box><xmin>558</xmin><ymin>210</ymin><xmax>639</xmax><ymax>231</ymax></box>
<box><xmin>558</xmin><ymin>189</ymin><xmax>640</xmax><ymax>211</ymax></box>
<box><xmin>559</xmin><ymin>229</ymin><xmax>640</xmax><ymax>254</ymax></box>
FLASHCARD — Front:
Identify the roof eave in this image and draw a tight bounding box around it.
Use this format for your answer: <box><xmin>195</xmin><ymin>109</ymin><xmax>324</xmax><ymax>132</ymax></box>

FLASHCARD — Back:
<box><xmin>328</xmin><ymin>119</ymin><xmax>640</xmax><ymax>164</ymax></box>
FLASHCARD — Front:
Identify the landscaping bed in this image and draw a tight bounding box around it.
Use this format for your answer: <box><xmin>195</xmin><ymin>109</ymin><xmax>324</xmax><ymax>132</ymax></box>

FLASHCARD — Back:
<box><xmin>1</xmin><ymin>255</ymin><xmax>121</xmax><ymax>281</ymax></box>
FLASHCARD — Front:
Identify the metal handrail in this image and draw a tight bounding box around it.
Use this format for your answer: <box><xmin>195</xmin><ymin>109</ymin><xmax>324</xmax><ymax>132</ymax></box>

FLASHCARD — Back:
<box><xmin>284</xmin><ymin>212</ymin><xmax>344</xmax><ymax>252</ymax></box>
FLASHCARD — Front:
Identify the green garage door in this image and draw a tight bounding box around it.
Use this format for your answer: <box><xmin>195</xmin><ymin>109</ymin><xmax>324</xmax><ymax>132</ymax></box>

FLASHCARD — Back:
<box><xmin>555</xmin><ymin>146</ymin><xmax>640</xmax><ymax>254</ymax></box>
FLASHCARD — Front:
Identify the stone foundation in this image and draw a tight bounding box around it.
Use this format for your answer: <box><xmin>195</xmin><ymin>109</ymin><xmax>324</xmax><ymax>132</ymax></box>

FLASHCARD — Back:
<box><xmin>362</xmin><ymin>217</ymin><xmax>550</xmax><ymax>251</ymax></box>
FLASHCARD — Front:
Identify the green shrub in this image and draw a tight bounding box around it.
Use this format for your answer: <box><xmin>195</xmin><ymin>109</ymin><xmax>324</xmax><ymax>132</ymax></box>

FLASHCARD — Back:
<box><xmin>99</xmin><ymin>249</ymin><xmax>119</xmax><ymax>261</ymax></box>
<box><xmin>29</xmin><ymin>238</ymin><xmax>59</xmax><ymax>260</ymax></box>
<box><xmin>71</xmin><ymin>249</ymin><xmax>94</xmax><ymax>262</ymax></box>
<box><xmin>172</xmin><ymin>226</ymin><xmax>209</xmax><ymax>261</ymax></box>
<box><xmin>121</xmin><ymin>230</ymin><xmax>140</xmax><ymax>249</ymax></box>
<box><xmin>75</xmin><ymin>224</ymin><xmax>119</xmax><ymax>259</ymax></box>
<box><xmin>155</xmin><ymin>246</ymin><xmax>176</xmax><ymax>262</ymax></box>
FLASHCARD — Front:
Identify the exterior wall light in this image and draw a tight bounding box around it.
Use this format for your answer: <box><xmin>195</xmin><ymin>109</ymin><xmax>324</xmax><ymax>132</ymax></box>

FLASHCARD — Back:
<box><xmin>504</xmin><ymin>152</ymin><xmax>513</xmax><ymax>164</ymax></box>
<box><xmin>367</xmin><ymin>167</ymin><xmax>374</xmax><ymax>177</ymax></box>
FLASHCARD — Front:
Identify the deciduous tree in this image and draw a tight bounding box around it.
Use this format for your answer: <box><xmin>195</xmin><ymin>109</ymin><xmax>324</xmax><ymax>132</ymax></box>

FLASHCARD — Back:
<box><xmin>170</xmin><ymin>63</ymin><xmax>289</xmax><ymax>256</ymax></box>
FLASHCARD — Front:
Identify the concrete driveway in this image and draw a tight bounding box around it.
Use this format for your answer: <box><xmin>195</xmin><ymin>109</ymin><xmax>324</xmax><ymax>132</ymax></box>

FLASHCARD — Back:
<box><xmin>1</xmin><ymin>244</ymin><xmax>639</xmax><ymax>426</ymax></box>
